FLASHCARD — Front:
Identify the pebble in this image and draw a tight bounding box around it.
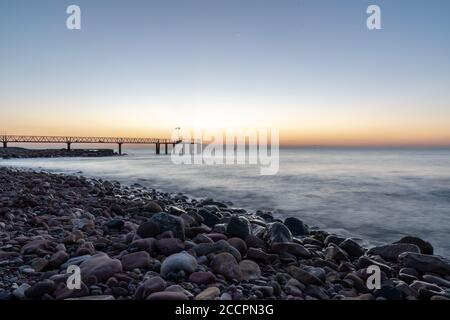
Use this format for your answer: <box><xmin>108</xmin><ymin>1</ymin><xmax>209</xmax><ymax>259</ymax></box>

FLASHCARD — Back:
<box><xmin>195</xmin><ymin>287</ymin><xmax>221</xmax><ymax>300</ymax></box>
<box><xmin>146</xmin><ymin>291</ymin><xmax>189</xmax><ymax>300</ymax></box>
<box><xmin>80</xmin><ymin>253</ymin><xmax>123</xmax><ymax>282</ymax></box>
<box><xmin>284</xmin><ymin>217</ymin><xmax>309</xmax><ymax>236</ymax></box>
<box><xmin>267</xmin><ymin>222</ymin><xmax>293</xmax><ymax>244</ymax></box>
<box><xmin>149</xmin><ymin>213</ymin><xmax>185</xmax><ymax>240</ymax></box>
<box><xmin>239</xmin><ymin>260</ymin><xmax>262</xmax><ymax>281</ymax></box>
<box><xmin>399</xmin><ymin>252</ymin><xmax>450</xmax><ymax>275</ymax></box>
<box><xmin>211</xmin><ymin>252</ymin><xmax>241</xmax><ymax>281</ymax></box>
<box><xmin>188</xmin><ymin>271</ymin><xmax>217</xmax><ymax>285</ymax></box>
<box><xmin>160</xmin><ymin>251</ymin><xmax>198</xmax><ymax>277</ymax></box>
<box><xmin>134</xmin><ymin>276</ymin><xmax>167</xmax><ymax>299</ymax></box>
<box><xmin>339</xmin><ymin>239</ymin><xmax>364</xmax><ymax>257</ymax></box>
<box><xmin>395</xmin><ymin>236</ymin><xmax>434</xmax><ymax>255</ymax></box>
<box><xmin>368</xmin><ymin>243</ymin><xmax>420</xmax><ymax>260</ymax></box>
<box><xmin>121</xmin><ymin>251</ymin><xmax>152</xmax><ymax>271</ymax></box>
<box><xmin>226</xmin><ymin>216</ymin><xmax>251</xmax><ymax>239</ymax></box>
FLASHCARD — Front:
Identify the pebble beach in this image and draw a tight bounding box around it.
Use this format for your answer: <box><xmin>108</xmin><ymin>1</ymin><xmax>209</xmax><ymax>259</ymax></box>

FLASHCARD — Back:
<box><xmin>0</xmin><ymin>166</ymin><xmax>450</xmax><ymax>301</ymax></box>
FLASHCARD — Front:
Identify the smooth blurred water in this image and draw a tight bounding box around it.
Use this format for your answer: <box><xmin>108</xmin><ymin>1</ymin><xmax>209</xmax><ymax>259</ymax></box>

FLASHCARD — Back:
<box><xmin>2</xmin><ymin>147</ymin><xmax>450</xmax><ymax>256</ymax></box>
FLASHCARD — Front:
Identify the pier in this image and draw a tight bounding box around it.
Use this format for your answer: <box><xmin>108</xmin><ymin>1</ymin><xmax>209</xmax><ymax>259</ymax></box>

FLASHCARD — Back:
<box><xmin>1</xmin><ymin>135</ymin><xmax>186</xmax><ymax>155</ymax></box>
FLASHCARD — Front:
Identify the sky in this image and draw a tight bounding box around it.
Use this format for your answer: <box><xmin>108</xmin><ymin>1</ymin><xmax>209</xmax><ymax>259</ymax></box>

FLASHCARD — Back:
<box><xmin>0</xmin><ymin>0</ymin><xmax>450</xmax><ymax>146</ymax></box>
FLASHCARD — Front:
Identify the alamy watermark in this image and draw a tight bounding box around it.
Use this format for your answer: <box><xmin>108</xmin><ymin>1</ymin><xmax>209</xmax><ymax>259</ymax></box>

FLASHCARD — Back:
<box><xmin>366</xmin><ymin>265</ymin><xmax>381</xmax><ymax>290</ymax></box>
<box><xmin>66</xmin><ymin>265</ymin><xmax>81</xmax><ymax>290</ymax></box>
<box><xmin>170</xmin><ymin>128</ymin><xmax>280</xmax><ymax>176</ymax></box>
<box><xmin>66</xmin><ymin>4</ymin><xmax>382</xmax><ymax>31</ymax></box>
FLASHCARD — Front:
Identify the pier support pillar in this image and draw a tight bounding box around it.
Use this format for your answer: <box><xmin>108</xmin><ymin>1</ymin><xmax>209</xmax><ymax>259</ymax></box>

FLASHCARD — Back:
<box><xmin>67</xmin><ymin>142</ymin><xmax>71</xmax><ymax>151</ymax></box>
<box><xmin>118</xmin><ymin>143</ymin><xmax>122</xmax><ymax>155</ymax></box>
<box><xmin>2</xmin><ymin>141</ymin><xmax>6</xmax><ymax>148</ymax></box>
<box><xmin>165</xmin><ymin>143</ymin><xmax>168</xmax><ymax>155</ymax></box>
<box><xmin>156</xmin><ymin>142</ymin><xmax>160</xmax><ymax>155</ymax></box>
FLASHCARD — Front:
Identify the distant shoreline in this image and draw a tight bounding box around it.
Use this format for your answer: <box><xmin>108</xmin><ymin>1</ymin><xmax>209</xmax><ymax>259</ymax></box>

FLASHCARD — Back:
<box><xmin>0</xmin><ymin>147</ymin><xmax>118</xmax><ymax>159</ymax></box>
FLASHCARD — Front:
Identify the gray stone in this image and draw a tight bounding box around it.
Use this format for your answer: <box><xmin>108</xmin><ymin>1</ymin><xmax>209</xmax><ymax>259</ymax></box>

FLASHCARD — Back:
<box><xmin>160</xmin><ymin>251</ymin><xmax>197</xmax><ymax>277</ymax></box>
<box><xmin>80</xmin><ymin>252</ymin><xmax>122</xmax><ymax>282</ymax></box>
<box><xmin>284</xmin><ymin>217</ymin><xmax>309</xmax><ymax>236</ymax></box>
<box><xmin>398</xmin><ymin>252</ymin><xmax>450</xmax><ymax>276</ymax></box>
<box><xmin>239</xmin><ymin>259</ymin><xmax>261</xmax><ymax>281</ymax></box>
<box><xmin>226</xmin><ymin>216</ymin><xmax>251</xmax><ymax>239</ymax></box>
<box><xmin>210</xmin><ymin>252</ymin><xmax>241</xmax><ymax>281</ymax></box>
<box><xmin>368</xmin><ymin>243</ymin><xmax>420</xmax><ymax>260</ymax></box>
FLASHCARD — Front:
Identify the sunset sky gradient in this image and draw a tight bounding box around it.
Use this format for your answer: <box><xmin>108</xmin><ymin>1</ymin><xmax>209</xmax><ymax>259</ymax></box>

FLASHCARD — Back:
<box><xmin>1</xmin><ymin>0</ymin><xmax>450</xmax><ymax>146</ymax></box>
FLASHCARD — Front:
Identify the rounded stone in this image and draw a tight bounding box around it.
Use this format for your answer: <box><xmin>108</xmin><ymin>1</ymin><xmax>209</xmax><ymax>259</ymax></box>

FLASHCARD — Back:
<box><xmin>80</xmin><ymin>252</ymin><xmax>123</xmax><ymax>282</ymax></box>
<box><xmin>160</xmin><ymin>251</ymin><xmax>198</xmax><ymax>278</ymax></box>
<box><xmin>210</xmin><ymin>252</ymin><xmax>241</xmax><ymax>281</ymax></box>
<box><xmin>284</xmin><ymin>217</ymin><xmax>309</xmax><ymax>236</ymax></box>
<box><xmin>195</xmin><ymin>287</ymin><xmax>221</xmax><ymax>300</ymax></box>
<box><xmin>239</xmin><ymin>259</ymin><xmax>261</xmax><ymax>281</ymax></box>
<box><xmin>226</xmin><ymin>216</ymin><xmax>251</xmax><ymax>239</ymax></box>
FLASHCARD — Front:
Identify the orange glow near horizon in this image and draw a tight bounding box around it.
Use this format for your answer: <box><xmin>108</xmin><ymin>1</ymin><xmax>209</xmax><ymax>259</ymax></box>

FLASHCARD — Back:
<box><xmin>2</xmin><ymin>98</ymin><xmax>450</xmax><ymax>147</ymax></box>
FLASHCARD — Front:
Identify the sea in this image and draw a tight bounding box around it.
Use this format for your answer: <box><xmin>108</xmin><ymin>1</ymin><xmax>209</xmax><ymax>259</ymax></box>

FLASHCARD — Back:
<box><xmin>2</xmin><ymin>147</ymin><xmax>450</xmax><ymax>256</ymax></box>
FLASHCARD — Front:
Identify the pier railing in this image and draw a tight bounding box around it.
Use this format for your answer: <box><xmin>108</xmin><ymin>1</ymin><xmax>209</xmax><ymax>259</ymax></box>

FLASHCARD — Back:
<box><xmin>0</xmin><ymin>134</ymin><xmax>193</xmax><ymax>155</ymax></box>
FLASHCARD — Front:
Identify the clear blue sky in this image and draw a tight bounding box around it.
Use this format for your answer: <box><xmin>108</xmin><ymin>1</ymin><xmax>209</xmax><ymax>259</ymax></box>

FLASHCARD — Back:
<box><xmin>1</xmin><ymin>0</ymin><xmax>450</xmax><ymax>145</ymax></box>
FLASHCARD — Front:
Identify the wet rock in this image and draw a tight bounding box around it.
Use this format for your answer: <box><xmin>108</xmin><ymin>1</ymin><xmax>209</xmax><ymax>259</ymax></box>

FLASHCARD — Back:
<box><xmin>80</xmin><ymin>253</ymin><xmax>122</xmax><ymax>282</ymax></box>
<box><xmin>195</xmin><ymin>287</ymin><xmax>220</xmax><ymax>300</ymax></box>
<box><xmin>210</xmin><ymin>252</ymin><xmax>241</xmax><ymax>281</ymax></box>
<box><xmin>284</xmin><ymin>217</ymin><xmax>309</xmax><ymax>236</ymax></box>
<box><xmin>202</xmin><ymin>199</ymin><xmax>228</xmax><ymax>208</ymax></box>
<box><xmin>121</xmin><ymin>251</ymin><xmax>152</xmax><ymax>271</ymax></box>
<box><xmin>357</xmin><ymin>256</ymin><xmax>392</xmax><ymax>274</ymax></box>
<box><xmin>287</xmin><ymin>266</ymin><xmax>323</xmax><ymax>286</ymax></box>
<box><xmin>324</xmin><ymin>235</ymin><xmax>345</xmax><ymax>246</ymax></box>
<box><xmin>197</xmin><ymin>208</ymin><xmax>221</xmax><ymax>228</ymax></box>
<box><xmin>422</xmin><ymin>275</ymin><xmax>450</xmax><ymax>288</ymax></box>
<box><xmin>398</xmin><ymin>252</ymin><xmax>450</xmax><ymax>275</ymax></box>
<box><xmin>239</xmin><ymin>259</ymin><xmax>261</xmax><ymax>281</ymax></box>
<box><xmin>395</xmin><ymin>236</ymin><xmax>433</xmax><ymax>255</ymax></box>
<box><xmin>324</xmin><ymin>245</ymin><xmax>349</xmax><ymax>262</ymax></box>
<box><xmin>145</xmin><ymin>201</ymin><xmax>163</xmax><ymax>213</ymax></box>
<box><xmin>226</xmin><ymin>216</ymin><xmax>251</xmax><ymax>239</ymax></box>
<box><xmin>267</xmin><ymin>222</ymin><xmax>293</xmax><ymax>244</ymax></box>
<box><xmin>160</xmin><ymin>251</ymin><xmax>198</xmax><ymax>277</ymax></box>
<box><xmin>368</xmin><ymin>243</ymin><xmax>420</xmax><ymax>260</ymax></box>
<box><xmin>339</xmin><ymin>239</ymin><xmax>364</xmax><ymax>257</ymax></box>
<box><xmin>150</xmin><ymin>212</ymin><xmax>185</xmax><ymax>240</ymax></box>
<box><xmin>271</xmin><ymin>242</ymin><xmax>311</xmax><ymax>258</ymax></box>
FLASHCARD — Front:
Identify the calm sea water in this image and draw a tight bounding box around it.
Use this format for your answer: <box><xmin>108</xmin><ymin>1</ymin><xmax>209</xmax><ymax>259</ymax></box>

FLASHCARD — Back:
<box><xmin>2</xmin><ymin>147</ymin><xmax>450</xmax><ymax>256</ymax></box>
